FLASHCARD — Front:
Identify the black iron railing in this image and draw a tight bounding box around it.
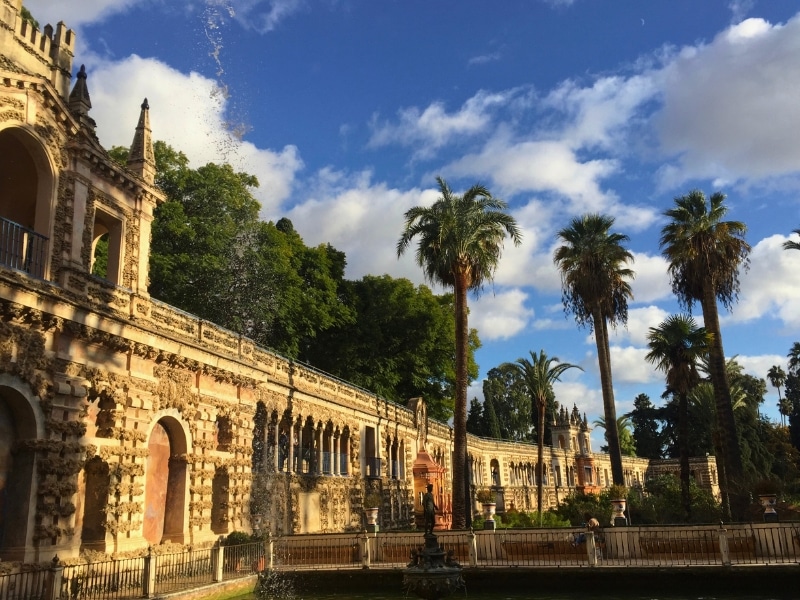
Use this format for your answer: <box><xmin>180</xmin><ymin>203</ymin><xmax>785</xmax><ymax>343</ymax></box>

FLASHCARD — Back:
<box><xmin>0</xmin><ymin>216</ymin><xmax>48</xmax><ymax>278</ymax></box>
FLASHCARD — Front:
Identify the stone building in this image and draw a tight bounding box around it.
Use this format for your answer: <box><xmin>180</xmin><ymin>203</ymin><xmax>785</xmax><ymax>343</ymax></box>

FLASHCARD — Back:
<box><xmin>0</xmin><ymin>0</ymin><xmax>717</xmax><ymax>563</ymax></box>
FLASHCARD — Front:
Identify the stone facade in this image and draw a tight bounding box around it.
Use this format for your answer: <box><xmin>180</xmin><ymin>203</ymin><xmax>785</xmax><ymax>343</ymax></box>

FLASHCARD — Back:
<box><xmin>0</xmin><ymin>0</ymin><xmax>718</xmax><ymax>563</ymax></box>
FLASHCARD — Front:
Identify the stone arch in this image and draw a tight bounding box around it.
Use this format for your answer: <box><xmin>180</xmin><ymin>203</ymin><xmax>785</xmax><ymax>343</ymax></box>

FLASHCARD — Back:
<box><xmin>0</xmin><ymin>125</ymin><xmax>57</xmax><ymax>279</ymax></box>
<box><xmin>0</xmin><ymin>377</ymin><xmax>43</xmax><ymax>560</ymax></box>
<box><xmin>143</xmin><ymin>414</ymin><xmax>189</xmax><ymax>545</ymax></box>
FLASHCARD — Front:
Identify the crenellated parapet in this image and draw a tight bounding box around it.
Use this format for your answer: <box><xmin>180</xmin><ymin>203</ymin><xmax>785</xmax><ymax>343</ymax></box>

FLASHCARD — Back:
<box><xmin>0</xmin><ymin>0</ymin><xmax>75</xmax><ymax>98</ymax></box>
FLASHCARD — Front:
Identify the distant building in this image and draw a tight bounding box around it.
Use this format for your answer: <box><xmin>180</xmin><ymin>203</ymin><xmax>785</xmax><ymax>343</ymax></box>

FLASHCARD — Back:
<box><xmin>0</xmin><ymin>0</ymin><xmax>717</xmax><ymax>563</ymax></box>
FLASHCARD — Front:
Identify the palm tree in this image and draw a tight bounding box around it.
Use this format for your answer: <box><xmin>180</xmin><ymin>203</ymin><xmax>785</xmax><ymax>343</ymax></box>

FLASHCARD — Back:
<box><xmin>660</xmin><ymin>190</ymin><xmax>750</xmax><ymax>520</ymax></box>
<box><xmin>554</xmin><ymin>214</ymin><xmax>634</xmax><ymax>485</ymax></box>
<box><xmin>688</xmin><ymin>364</ymin><xmax>747</xmax><ymax>515</ymax></box>
<box><xmin>502</xmin><ymin>350</ymin><xmax>582</xmax><ymax>524</ymax></box>
<box><xmin>592</xmin><ymin>415</ymin><xmax>636</xmax><ymax>456</ymax></box>
<box><xmin>782</xmin><ymin>228</ymin><xmax>800</xmax><ymax>251</ymax></box>
<box><xmin>767</xmin><ymin>365</ymin><xmax>788</xmax><ymax>427</ymax></box>
<box><xmin>788</xmin><ymin>342</ymin><xmax>800</xmax><ymax>374</ymax></box>
<box><xmin>646</xmin><ymin>314</ymin><xmax>712</xmax><ymax>522</ymax></box>
<box><xmin>397</xmin><ymin>177</ymin><xmax>521</xmax><ymax>529</ymax></box>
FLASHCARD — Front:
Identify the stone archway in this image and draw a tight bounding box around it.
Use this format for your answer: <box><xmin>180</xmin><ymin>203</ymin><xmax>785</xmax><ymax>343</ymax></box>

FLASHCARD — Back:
<box><xmin>0</xmin><ymin>383</ymin><xmax>40</xmax><ymax>560</ymax></box>
<box><xmin>0</xmin><ymin>126</ymin><xmax>56</xmax><ymax>279</ymax></box>
<box><xmin>143</xmin><ymin>417</ymin><xmax>188</xmax><ymax>545</ymax></box>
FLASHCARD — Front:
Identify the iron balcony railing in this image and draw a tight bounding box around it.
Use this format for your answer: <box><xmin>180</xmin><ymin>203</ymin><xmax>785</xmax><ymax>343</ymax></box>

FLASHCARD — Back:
<box><xmin>0</xmin><ymin>216</ymin><xmax>48</xmax><ymax>278</ymax></box>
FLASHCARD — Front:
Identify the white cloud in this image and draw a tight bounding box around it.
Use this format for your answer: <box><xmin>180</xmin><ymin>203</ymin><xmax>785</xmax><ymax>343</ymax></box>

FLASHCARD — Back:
<box><xmin>609</xmin><ymin>305</ymin><xmax>671</xmax><ymax>347</ymax></box>
<box><xmin>228</xmin><ymin>0</ymin><xmax>307</xmax><ymax>34</ymax></box>
<box><xmin>655</xmin><ymin>15</ymin><xmax>800</xmax><ymax>188</ymax></box>
<box><xmin>25</xmin><ymin>0</ymin><xmax>140</xmax><ymax>28</ymax></box>
<box><xmin>629</xmin><ymin>251</ymin><xmax>672</xmax><ymax>304</ymax></box>
<box><xmin>736</xmin><ymin>353</ymin><xmax>786</xmax><ymax>382</ymax></box>
<box><xmin>609</xmin><ymin>345</ymin><xmax>659</xmax><ymax>385</ymax></box>
<box><xmin>728</xmin><ymin>234</ymin><xmax>800</xmax><ymax>327</ymax></box>
<box><xmin>368</xmin><ymin>90</ymin><xmax>514</xmax><ymax>157</ymax></box>
<box><xmin>283</xmin><ymin>171</ymin><xmax>439</xmax><ymax>282</ymax></box>
<box><xmin>83</xmin><ymin>55</ymin><xmax>303</xmax><ymax>214</ymax></box>
<box><xmin>470</xmin><ymin>289</ymin><xmax>534</xmax><ymax>341</ymax></box>
<box><xmin>543</xmin><ymin>74</ymin><xmax>658</xmax><ymax>151</ymax></box>
<box><xmin>468</xmin><ymin>52</ymin><xmax>502</xmax><ymax>66</ymax></box>
<box><xmin>443</xmin><ymin>129</ymin><xmax>619</xmax><ymax>207</ymax></box>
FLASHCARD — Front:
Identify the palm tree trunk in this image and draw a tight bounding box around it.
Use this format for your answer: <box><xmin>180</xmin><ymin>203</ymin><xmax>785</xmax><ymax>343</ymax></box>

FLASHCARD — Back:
<box><xmin>678</xmin><ymin>391</ymin><xmax>691</xmax><ymax>522</ymax></box>
<box><xmin>451</xmin><ymin>272</ymin><xmax>469</xmax><ymax>529</ymax></box>
<box><xmin>593</xmin><ymin>307</ymin><xmax>624</xmax><ymax>485</ymax></box>
<box><xmin>537</xmin><ymin>397</ymin><xmax>545</xmax><ymax>522</ymax></box>
<box><xmin>699</xmin><ymin>285</ymin><xmax>744</xmax><ymax>520</ymax></box>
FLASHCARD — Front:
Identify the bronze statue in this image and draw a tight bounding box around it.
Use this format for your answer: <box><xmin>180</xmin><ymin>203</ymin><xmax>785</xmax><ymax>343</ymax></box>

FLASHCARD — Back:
<box><xmin>423</xmin><ymin>483</ymin><xmax>437</xmax><ymax>534</ymax></box>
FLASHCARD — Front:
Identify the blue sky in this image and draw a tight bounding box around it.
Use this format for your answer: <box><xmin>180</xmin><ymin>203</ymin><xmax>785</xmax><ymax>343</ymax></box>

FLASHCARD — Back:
<box><xmin>28</xmin><ymin>0</ymin><xmax>800</xmax><ymax>442</ymax></box>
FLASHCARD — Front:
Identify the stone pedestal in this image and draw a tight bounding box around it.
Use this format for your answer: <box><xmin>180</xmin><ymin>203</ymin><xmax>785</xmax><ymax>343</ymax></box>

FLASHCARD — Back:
<box><xmin>403</xmin><ymin>532</ymin><xmax>464</xmax><ymax>600</ymax></box>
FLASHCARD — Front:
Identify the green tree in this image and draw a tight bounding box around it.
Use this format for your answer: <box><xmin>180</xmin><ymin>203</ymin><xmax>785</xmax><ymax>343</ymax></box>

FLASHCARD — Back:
<box><xmin>481</xmin><ymin>365</ymin><xmax>534</xmax><ymax>441</ymax></box>
<box><xmin>467</xmin><ymin>397</ymin><xmax>489</xmax><ymax>437</ymax></box>
<box><xmin>482</xmin><ymin>394</ymin><xmax>502</xmax><ymax>440</ymax></box>
<box><xmin>269</xmin><ymin>219</ymin><xmax>354</xmax><ymax>359</ymax></box>
<box><xmin>782</xmin><ymin>228</ymin><xmax>800</xmax><ymax>251</ymax></box>
<box><xmin>116</xmin><ymin>142</ymin><xmax>354</xmax><ymax>357</ymax></box>
<box><xmin>397</xmin><ymin>176</ymin><xmax>521</xmax><ymax>529</ymax></box>
<box><xmin>660</xmin><ymin>190</ymin><xmax>750</xmax><ymax>519</ymax></box>
<box><xmin>554</xmin><ymin>214</ymin><xmax>634</xmax><ymax>485</ymax></box>
<box><xmin>503</xmin><ymin>350</ymin><xmax>582</xmax><ymax>522</ymax></box>
<box><xmin>646</xmin><ymin>314</ymin><xmax>711</xmax><ymax>522</ymax></box>
<box><xmin>787</xmin><ymin>343</ymin><xmax>800</xmax><ymax>452</ymax></box>
<box><xmin>768</xmin><ymin>365</ymin><xmax>788</xmax><ymax>427</ymax></box>
<box><xmin>626</xmin><ymin>393</ymin><xmax>663</xmax><ymax>460</ymax></box>
<box><xmin>304</xmin><ymin>275</ymin><xmax>473</xmax><ymax>421</ymax></box>
<box><xmin>593</xmin><ymin>415</ymin><xmax>637</xmax><ymax>456</ymax></box>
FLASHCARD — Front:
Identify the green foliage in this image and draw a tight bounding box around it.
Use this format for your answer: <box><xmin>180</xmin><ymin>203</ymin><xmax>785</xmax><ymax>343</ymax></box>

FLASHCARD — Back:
<box><xmin>20</xmin><ymin>6</ymin><xmax>38</xmax><ymax>29</ymax></box>
<box><xmin>472</xmin><ymin>510</ymin><xmax>570</xmax><ymax>529</ymax></box>
<box><xmin>628</xmin><ymin>475</ymin><xmax>722</xmax><ymax>525</ymax></box>
<box><xmin>91</xmin><ymin>234</ymin><xmax>108</xmax><ymax>278</ymax></box>
<box><xmin>222</xmin><ymin>531</ymin><xmax>257</xmax><ymax>546</ymax></box>
<box><xmin>550</xmin><ymin>492</ymin><xmax>610</xmax><ymax>527</ymax></box>
<box><xmin>627</xmin><ymin>394</ymin><xmax>663</xmax><ymax>459</ymax></box>
<box><xmin>594</xmin><ymin>416</ymin><xmax>637</xmax><ymax>456</ymax></box>
<box><xmin>303</xmin><ymin>275</ymin><xmax>472</xmax><ymax>421</ymax></box>
<box><xmin>480</xmin><ymin>365</ymin><xmax>533</xmax><ymax>441</ymax></box>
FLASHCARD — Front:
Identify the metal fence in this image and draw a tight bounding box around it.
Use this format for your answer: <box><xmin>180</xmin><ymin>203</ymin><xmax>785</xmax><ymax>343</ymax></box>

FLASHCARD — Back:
<box><xmin>152</xmin><ymin>547</ymin><xmax>213</xmax><ymax>596</ymax></box>
<box><xmin>0</xmin><ymin>568</ymin><xmax>48</xmax><ymax>600</ymax></box>
<box><xmin>273</xmin><ymin>534</ymin><xmax>360</xmax><ymax>569</ymax></box>
<box><xmin>61</xmin><ymin>556</ymin><xmax>144</xmax><ymax>600</ymax></box>
<box><xmin>221</xmin><ymin>541</ymin><xmax>266</xmax><ymax>580</ymax></box>
<box><xmin>0</xmin><ymin>216</ymin><xmax>48</xmax><ymax>278</ymax></box>
<box><xmin>2</xmin><ymin>524</ymin><xmax>797</xmax><ymax>600</ymax></box>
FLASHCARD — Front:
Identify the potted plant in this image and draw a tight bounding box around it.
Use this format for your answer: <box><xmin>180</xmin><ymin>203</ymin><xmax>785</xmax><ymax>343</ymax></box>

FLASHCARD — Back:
<box><xmin>752</xmin><ymin>478</ymin><xmax>781</xmax><ymax>522</ymax></box>
<box><xmin>364</xmin><ymin>489</ymin><xmax>382</xmax><ymax>531</ymax></box>
<box><xmin>476</xmin><ymin>489</ymin><xmax>497</xmax><ymax>528</ymax></box>
<box><xmin>607</xmin><ymin>485</ymin><xmax>628</xmax><ymax>525</ymax></box>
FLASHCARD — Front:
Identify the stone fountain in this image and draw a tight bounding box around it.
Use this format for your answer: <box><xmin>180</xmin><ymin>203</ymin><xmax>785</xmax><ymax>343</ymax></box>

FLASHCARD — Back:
<box><xmin>403</xmin><ymin>532</ymin><xmax>464</xmax><ymax>600</ymax></box>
